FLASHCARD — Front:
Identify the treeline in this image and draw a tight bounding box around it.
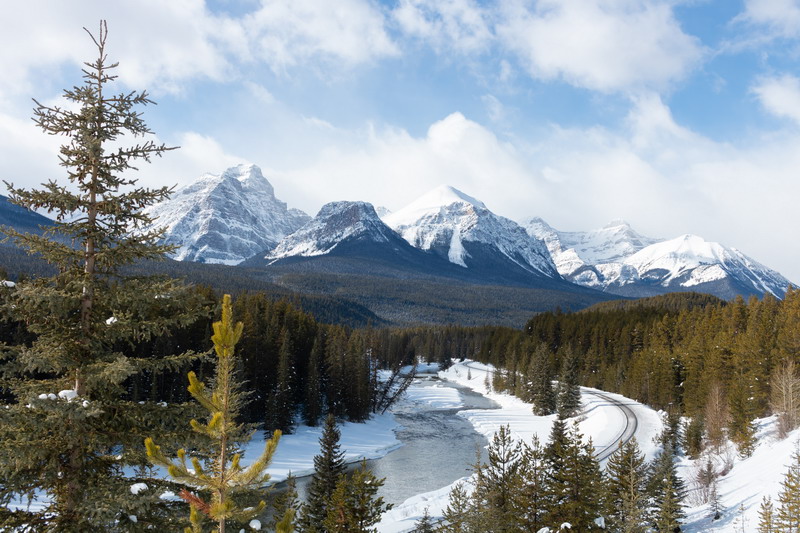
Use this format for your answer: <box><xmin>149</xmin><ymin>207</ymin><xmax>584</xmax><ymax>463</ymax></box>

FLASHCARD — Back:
<box><xmin>0</xmin><ymin>286</ymin><xmax>417</xmax><ymax>433</ymax></box>
<box><xmin>384</xmin><ymin>290</ymin><xmax>800</xmax><ymax>457</ymax></box>
<box><xmin>439</xmin><ymin>421</ymin><xmax>684</xmax><ymax>532</ymax></box>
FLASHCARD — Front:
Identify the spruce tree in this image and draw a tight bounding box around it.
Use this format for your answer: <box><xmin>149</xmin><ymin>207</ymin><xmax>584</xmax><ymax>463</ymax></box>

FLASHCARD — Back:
<box><xmin>759</xmin><ymin>496</ymin><xmax>776</xmax><ymax>533</ymax></box>
<box><xmin>298</xmin><ymin>413</ymin><xmax>347</xmax><ymax>532</ymax></box>
<box><xmin>470</xmin><ymin>424</ymin><xmax>523</xmax><ymax>531</ymax></box>
<box><xmin>414</xmin><ymin>507</ymin><xmax>436</xmax><ymax>532</ymax></box>
<box><xmin>275</xmin><ymin>328</ymin><xmax>296</xmax><ymax>433</ymax></box>
<box><xmin>647</xmin><ymin>444</ymin><xmax>685</xmax><ymax>532</ymax></box>
<box><xmin>776</xmin><ymin>449</ymin><xmax>800</xmax><ymax>531</ymax></box>
<box><xmin>556</xmin><ymin>348</ymin><xmax>581</xmax><ymax>418</ymax></box>
<box><xmin>529</xmin><ymin>343</ymin><xmax>556</xmax><ymax>416</ymax></box>
<box><xmin>514</xmin><ymin>434</ymin><xmax>548</xmax><ymax>532</ymax></box>
<box><xmin>605</xmin><ymin>437</ymin><xmax>648</xmax><ymax>533</ymax></box>
<box><xmin>303</xmin><ymin>333</ymin><xmax>325</xmax><ymax>426</ymax></box>
<box><xmin>322</xmin><ymin>461</ymin><xmax>391</xmax><ymax>533</ymax></box>
<box><xmin>270</xmin><ymin>475</ymin><xmax>299</xmax><ymax>533</ymax></box>
<box><xmin>145</xmin><ymin>294</ymin><xmax>286</xmax><ymax>533</ymax></box>
<box><xmin>0</xmin><ymin>21</ymin><xmax>206</xmax><ymax>531</ymax></box>
<box><xmin>442</xmin><ymin>481</ymin><xmax>473</xmax><ymax>533</ymax></box>
<box><xmin>544</xmin><ymin>423</ymin><xmax>604</xmax><ymax>530</ymax></box>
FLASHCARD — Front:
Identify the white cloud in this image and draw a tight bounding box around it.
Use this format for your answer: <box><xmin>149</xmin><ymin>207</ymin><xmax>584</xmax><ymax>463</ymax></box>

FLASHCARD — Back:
<box><xmin>495</xmin><ymin>0</ymin><xmax>705</xmax><ymax>93</ymax></box>
<box><xmin>752</xmin><ymin>74</ymin><xmax>800</xmax><ymax>124</ymax></box>
<box><xmin>0</xmin><ymin>0</ymin><xmax>241</xmax><ymax>97</ymax></box>
<box><xmin>254</xmin><ymin>102</ymin><xmax>800</xmax><ymax>284</ymax></box>
<box><xmin>244</xmin><ymin>0</ymin><xmax>399</xmax><ymax>72</ymax></box>
<box><xmin>392</xmin><ymin>0</ymin><xmax>492</xmax><ymax>53</ymax></box>
<box><xmin>739</xmin><ymin>0</ymin><xmax>800</xmax><ymax>37</ymax></box>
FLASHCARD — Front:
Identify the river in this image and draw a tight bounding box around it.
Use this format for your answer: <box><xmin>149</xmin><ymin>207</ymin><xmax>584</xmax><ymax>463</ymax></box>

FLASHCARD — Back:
<box><xmin>286</xmin><ymin>373</ymin><xmax>498</xmax><ymax>505</ymax></box>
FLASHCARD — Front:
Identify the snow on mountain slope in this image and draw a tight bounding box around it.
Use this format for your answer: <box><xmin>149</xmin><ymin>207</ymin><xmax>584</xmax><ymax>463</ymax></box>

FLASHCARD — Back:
<box><xmin>266</xmin><ymin>201</ymin><xmax>397</xmax><ymax>260</ymax></box>
<box><xmin>524</xmin><ymin>218</ymin><xmax>792</xmax><ymax>298</ymax></box>
<box><xmin>625</xmin><ymin>234</ymin><xmax>790</xmax><ymax>296</ymax></box>
<box><xmin>384</xmin><ymin>186</ymin><xmax>559</xmax><ymax>278</ymax></box>
<box><xmin>144</xmin><ymin>164</ymin><xmax>310</xmax><ymax>265</ymax></box>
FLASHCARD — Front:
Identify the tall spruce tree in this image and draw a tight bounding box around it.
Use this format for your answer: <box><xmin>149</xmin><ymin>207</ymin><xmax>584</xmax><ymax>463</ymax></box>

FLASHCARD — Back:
<box><xmin>514</xmin><ymin>434</ymin><xmax>548</xmax><ymax>532</ymax></box>
<box><xmin>775</xmin><ymin>449</ymin><xmax>800</xmax><ymax>532</ymax></box>
<box><xmin>528</xmin><ymin>343</ymin><xmax>556</xmax><ymax>416</ymax></box>
<box><xmin>0</xmin><ymin>21</ymin><xmax>206</xmax><ymax>531</ymax></box>
<box><xmin>556</xmin><ymin>348</ymin><xmax>581</xmax><ymax>418</ymax></box>
<box><xmin>543</xmin><ymin>422</ymin><xmax>604</xmax><ymax>530</ymax></box>
<box><xmin>442</xmin><ymin>481</ymin><xmax>473</xmax><ymax>533</ymax></box>
<box><xmin>470</xmin><ymin>424</ymin><xmax>523</xmax><ymax>531</ymax></box>
<box><xmin>298</xmin><ymin>413</ymin><xmax>347</xmax><ymax>532</ymax></box>
<box><xmin>322</xmin><ymin>461</ymin><xmax>391</xmax><ymax>533</ymax></box>
<box><xmin>759</xmin><ymin>496</ymin><xmax>776</xmax><ymax>533</ymax></box>
<box><xmin>145</xmin><ymin>295</ymin><xmax>286</xmax><ymax>533</ymax></box>
<box><xmin>647</xmin><ymin>444</ymin><xmax>685</xmax><ymax>532</ymax></box>
<box><xmin>605</xmin><ymin>437</ymin><xmax>648</xmax><ymax>533</ymax></box>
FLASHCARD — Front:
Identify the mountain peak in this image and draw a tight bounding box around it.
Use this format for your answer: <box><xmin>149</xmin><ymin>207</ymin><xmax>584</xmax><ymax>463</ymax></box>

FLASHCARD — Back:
<box><xmin>405</xmin><ymin>185</ymin><xmax>487</xmax><ymax>212</ymax></box>
<box><xmin>266</xmin><ymin>200</ymin><xmax>395</xmax><ymax>260</ymax></box>
<box><xmin>144</xmin><ymin>164</ymin><xmax>308</xmax><ymax>265</ymax></box>
<box><xmin>603</xmin><ymin>219</ymin><xmax>631</xmax><ymax>229</ymax></box>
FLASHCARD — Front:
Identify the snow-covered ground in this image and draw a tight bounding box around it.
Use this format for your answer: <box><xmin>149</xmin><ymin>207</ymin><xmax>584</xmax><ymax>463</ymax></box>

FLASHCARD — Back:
<box><xmin>257</xmin><ymin>412</ymin><xmax>402</xmax><ymax>483</ymax></box>
<box><xmin>681</xmin><ymin>416</ymin><xmax>800</xmax><ymax>532</ymax></box>
<box><xmin>377</xmin><ymin>360</ymin><xmax>663</xmax><ymax>532</ymax></box>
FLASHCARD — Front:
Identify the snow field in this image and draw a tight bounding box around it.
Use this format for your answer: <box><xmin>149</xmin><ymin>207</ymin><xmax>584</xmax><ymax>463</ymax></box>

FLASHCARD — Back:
<box><xmin>681</xmin><ymin>416</ymin><xmax>800</xmax><ymax>532</ymax></box>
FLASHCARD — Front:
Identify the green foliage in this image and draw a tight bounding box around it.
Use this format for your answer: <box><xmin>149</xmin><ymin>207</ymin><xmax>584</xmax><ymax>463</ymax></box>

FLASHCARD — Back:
<box><xmin>605</xmin><ymin>437</ymin><xmax>648</xmax><ymax>533</ymax></box>
<box><xmin>759</xmin><ymin>496</ymin><xmax>776</xmax><ymax>533</ymax></box>
<box><xmin>647</xmin><ymin>444</ymin><xmax>686</xmax><ymax>532</ymax></box>
<box><xmin>270</xmin><ymin>475</ymin><xmax>299</xmax><ymax>533</ymax></box>
<box><xmin>297</xmin><ymin>413</ymin><xmax>347</xmax><ymax>532</ymax></box>
<box><xmin>776</xmin><ymin>449</ymin><xmax>800</xmax><ymax>532</ymax></box>
<box><xmin>322</xmin><ymin>461</ymin><xmax>391</xmax><ymax>533</ymax></box>
<box><xmin>0</xmin><ymin>21</ymin><xmax>205</xmax><ymax>531</ymax></box>
<box><xmin>146</xmin><ymin>294</ymin><xmax>285</xmax><ymax>532</ymax></box>
<box><xmin>414</xmin><ymin>507</ymin><xmax>436</xmax><ymax>532</ymax></box>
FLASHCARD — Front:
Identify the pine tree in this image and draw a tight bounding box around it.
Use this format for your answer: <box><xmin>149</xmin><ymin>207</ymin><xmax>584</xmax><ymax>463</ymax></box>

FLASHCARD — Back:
<box><xmin>605</xmin><ymin>437</ymin><xmax>648</xmax><ymax>533</ymax></box>
<box><xmin>557</xmin><ymin>348</ymin><xmax>581</xmax><ymax>418</ymax></box>
<box><xmin>759</xmin><ymin>496</ymin><xmax>776</xmax><ymax>533</ymax></box>
<box><xmin>270</xmin><ymin>475</ymin><xmax>299</xmax><ymax>533</ymax></box>
<box><xmin>543</xmin><ymin>423</ymin><xmax>604</xmax><ymax>530</ymax></box>
<box><xmin>529</xmin><ymin>343</ymin><xmax>556</xmax><ymax>416</ymax></box>
<box><xmin>514</xmin><ymin>434</ymin><xmax>548</xmax><ymax>532</ymax></box>
<box><xmin>647</xmin><ymin>444</ymin><xmax>685</xmax><ymax>532</ymax></box>
<box><xmin>322</xmin><ymin>461</ymin><xmax>391</xmax><ymax>533</ymax></box>
<box><xmin>442</xmin><ymin>482</ymin><xmax>473</xmax><ymax>533</ymax></box>
<box><xmin>414</xmin><ymin>507</ymin><xmax>436</xmax><ymax>532</ymax></box>
<box><xmin>0</xmin><ymin>21</ymin><xmax>206</xmax><ymax>531</ymax></box>
<box><xmin>683</xmin><ymin>416</ymin><xmax>705</xmax><ymax>459</ymax></box>
<box><xmin>708</xmin><ymin>474</ymin><xmax>723</xmax><ymax>521</ymax></box>
<box><xmin>298</xmin><ymin>413</ymin><xmax>347</xmax><ymax>532</ymax></box>
<box><xmin>776</xmin><ymin>449</ymin><xmax>800</xmax><ymax>532</ymax></box>
<box><xmin>275</xmin><ymin>328</ymin><xmax>296</xmax><ymax>433</ymax></box>
<box><xmin>145</xmin><ymin>294</ymin><xmax>286</xmax><ymax>533</ymax></box>
<box><xmin>303</xmin><ymin>333</ymin><xmax>325</xmax><ymax>426</ymax></box>
<box><xmin>470</xmin><ymin>424</ymin><xmax>523</xmax><ymax>531</ymax></box>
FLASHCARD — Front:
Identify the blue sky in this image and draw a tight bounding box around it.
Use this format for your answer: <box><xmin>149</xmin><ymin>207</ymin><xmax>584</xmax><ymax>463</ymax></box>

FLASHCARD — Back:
<box><xmin>2</xmin><ymin>0</ymin><xmax>800</xmax><ymax>282</ymax></box>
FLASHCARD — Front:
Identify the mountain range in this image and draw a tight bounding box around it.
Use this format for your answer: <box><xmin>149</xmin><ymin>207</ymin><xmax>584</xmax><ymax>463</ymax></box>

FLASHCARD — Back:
<box><xmin>0</xmin><ymin>164</ymin><xmax>792</xmax><ymax>325</ymax></box>
<box><xmin>146</xmin><ymin>163</ymin><xmax>790</xmax><ymax>300</ymax></box>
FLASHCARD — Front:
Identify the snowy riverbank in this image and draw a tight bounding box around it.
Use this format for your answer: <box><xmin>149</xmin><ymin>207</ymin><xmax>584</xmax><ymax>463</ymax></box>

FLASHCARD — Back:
<box><xmin>377</xmin><ymin>360</ymin><xmax>664</xmax><ymax>531</ymax></box>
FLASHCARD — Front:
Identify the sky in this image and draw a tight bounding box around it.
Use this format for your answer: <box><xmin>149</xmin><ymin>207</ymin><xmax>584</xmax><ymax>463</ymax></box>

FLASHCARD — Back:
<box><xmin>1</xmin><ymin>0</ymin><xmax>800</xmax><ymax>282</ymax></box>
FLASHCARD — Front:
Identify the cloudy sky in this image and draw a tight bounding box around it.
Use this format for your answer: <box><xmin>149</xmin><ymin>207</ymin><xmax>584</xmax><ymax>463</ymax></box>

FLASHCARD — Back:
<box><xmin>1</xmin><ymin>0</ymin><xmax>800</xmax><ymax>282</ymax></box>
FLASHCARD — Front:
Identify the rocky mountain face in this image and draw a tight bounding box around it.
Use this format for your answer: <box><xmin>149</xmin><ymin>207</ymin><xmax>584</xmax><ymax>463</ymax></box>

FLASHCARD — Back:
<box><xmin>144</xmin><ymin>164</ymin><xmax>309</xmax><ymax>265</ymax></box>
<box><xmin>524</xmin><ymin>218</ymin><xmax>791</xmax><ymax>299</ymax></box>
<box><xmin>382</xmin><ymin>185</ymin><xmax>560</xmax><ymax>280</ymax></box>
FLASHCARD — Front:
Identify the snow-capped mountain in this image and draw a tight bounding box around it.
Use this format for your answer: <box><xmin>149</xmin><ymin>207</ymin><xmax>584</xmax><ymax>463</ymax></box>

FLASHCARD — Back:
<box><xmin>524</xmin><ymin>218</ymin><xmax>792</xmax><ymax>298</ymax></box>
<box><xmin>266</xmin><ymin>201</ymin><xmax>399</xmax><ymax>260</ymax></box>
<box><xmin>144</xmin><ymin>164</ymin><xmax>310</xmax><ymax>265</ymax></box>
<box><xmin>383</xmin><ymin>186</ymin><xmax>560</xmax><ymax>279</ymax></box>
